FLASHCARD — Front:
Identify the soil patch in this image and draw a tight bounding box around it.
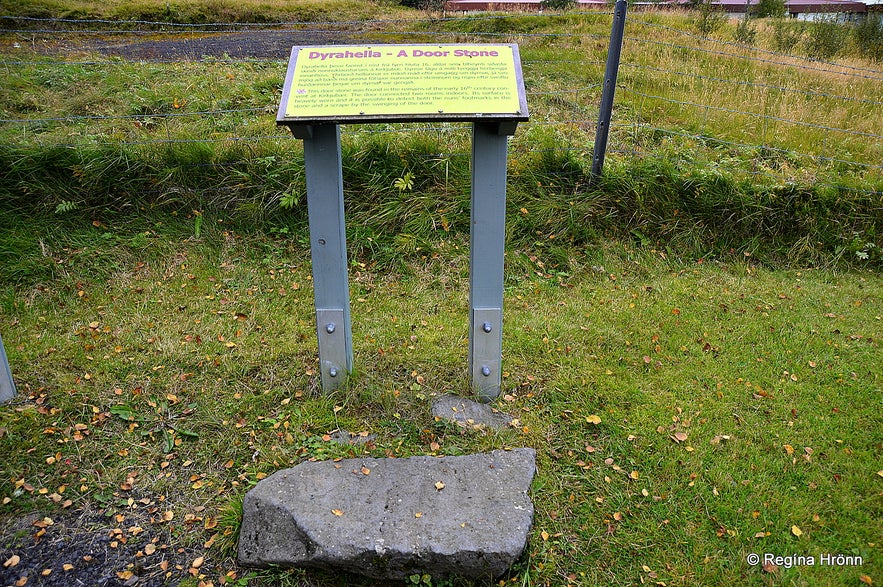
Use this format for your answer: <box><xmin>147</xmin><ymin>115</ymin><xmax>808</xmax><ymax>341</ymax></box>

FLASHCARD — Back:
<box><xmin>0</xmin><ymin>506</ymin><xmax>217</xmax><ymax>587</ymax></box>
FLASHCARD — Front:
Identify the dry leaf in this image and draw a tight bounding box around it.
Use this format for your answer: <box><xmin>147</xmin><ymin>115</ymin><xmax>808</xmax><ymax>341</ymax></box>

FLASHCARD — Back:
<box><xmin>859</xmin><ymin>575</ymin><xmax>873</xmax><ymax>585</ymax></box>
<box><xmin>629</xmin><ymin>471</ymin><xmax>640</xmax><ymax>480</ymax></box>
<box><xmin>331</xmin><ymin>509</ymin><xmax>344</xmax><ymax>517</ymax></box>
<box><xmin>360</xmin><ymin>466</ymin><xmax>371</xmax><ymax>475</ymax></box>
<box><xmin>415</xmin><ymin>512</ymin><xmax>423</xmax><ymax>518</ymax></box>
<box><xmin>3</xmin><ymin>554</ymin><xmax>20</xmax><ymax>568</ymax></box>
<box><xmin>585</xmin><ymin>414</ymin><xmax>601</xmax><ymax>425</ymax></box>
<box><xmin>791</xmin><ymin>525</ymin><xmax>803</xmax><ymax>537</ymax></box>
<box><xmin>541</xmin><ymin>531</ymin><xmax>550</xmax><ymax>541</ymax></box>
<box><xmin>672</xmin><ymin>432</ymin><xmax>688</xmax><ymax>443</ymax></box>
<box><xmin>435</xmin><ymin>481</ymin><xmax>445</xmax><ymax>491</ymax></box>
<box><xmin>191</xmin><ymin>556</ymin><xmax>204</xmax><ymax>568</ymax></box>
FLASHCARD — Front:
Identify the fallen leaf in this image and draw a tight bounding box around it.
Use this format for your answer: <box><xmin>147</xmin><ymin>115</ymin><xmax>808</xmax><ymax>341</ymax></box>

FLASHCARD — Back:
<box><xmin>415</xmin><ymin>512</ymin><xmax>423</xmax><ymax>518</ymax></box>
<box><xmin>191</xmin><ymin>556</ymin><xmax>204</xmax><ymax>568</ymax></box>
<box><xmin>791</xmin><ymin>525</ymin><xmax>803</xmax><ymax>537</ymax></box>
<box><xmin>672</xmin><ymin>432</ymin><xmax>688</xmax><ymax>443</ymax></box>
<box><xmin>629</xmin><ymin>471</ymin><xmax>640</xmax><ymax>480</ymax></box>
<box><xmin>331</xmin><ymin>509</ymin><xmax>344</xmax><ymax>516</ymax></box>
<box><xmin>3</xmin><ymin>554</ymin><xmax>20</xmax><ymax>568</ymax></box>
<box><xmin>63</xmin><ymin>563</ymin><xmax>74</xmax><ymax>571</ymax></box>
<box><xmin>541</xmin><ymin>531</ymin><xmax>549</xmax><ymax>541</ymax></box>
<box><xmin>144</xmin><ymin>544</ymin><xmax>156</xmax><ymax>555</ymax></box>
<box><xmin>435</xmin><ymin>481</ymin><xmax>445</xmax><ymax>491</ymax></box>
<box><xmin>360</xmin><ymin>466</ymin><xmax>371</xmax><ymax>475</ymax></box>
<box><xmin>859</xmin><ymin>575</ymin><xmax>873</xmax><ymax>585</ymax></box>
<box><xmin>585</xmin><ymin>414</ymin><xmax>601</xmax><ymax>425</ymax></box>
<box><xmin>784</xmin><ymin>445</ymin><xmax>794</xmax><ymax>455</ymax></box>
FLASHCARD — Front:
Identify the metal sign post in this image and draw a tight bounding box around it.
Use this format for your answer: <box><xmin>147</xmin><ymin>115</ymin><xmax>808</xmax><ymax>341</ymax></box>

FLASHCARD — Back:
<box><xmin>278</xmin><ymin>44</ymin><xmax>528</xmax><ymax>400</ymax></box>
<box><xmin>0</xmin><ymin>331</ymin><xmax>16</xmax><ymax>403</ymax></box>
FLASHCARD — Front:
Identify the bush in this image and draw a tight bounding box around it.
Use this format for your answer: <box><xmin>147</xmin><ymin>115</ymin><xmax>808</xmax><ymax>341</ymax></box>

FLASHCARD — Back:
<box><xmin>853</xmin><ymin>13</ymin><xmax>883</xmax><ymax>62</ymax></box>
<box><xmin>804</xmin><ymin>13</ymin><xmax>848</xmax><ymax>60</ymax></box>
<box><xmin>771</xmin><ymin>18</ymin><xmax>804</xmax><ymax>52</ymax></box>
<box><xmin>540</xmin><ymin>0</ymin><xmax>577</xmax><ymax>9</ymax></box>
<box><xmin>734</xmin><ymin>14</ymin><xmax>757</xmax><ymax>44</ymax></box>
<box><xmin>693</xmin><ymin>0</ymin><xmax>727</xmax><ymax>37</ymax></box>
<box><xmin>751</xmin><ymin>0</ymin><xmax>786</xmax><ymax>18</ymax></box>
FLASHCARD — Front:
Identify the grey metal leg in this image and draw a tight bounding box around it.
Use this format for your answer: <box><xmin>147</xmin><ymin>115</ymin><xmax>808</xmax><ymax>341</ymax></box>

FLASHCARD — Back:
<box><xmin>0</xmin><ymin>331</ymin><xmax>16</xmax><ymax>403</ymax></box>
<box><xmin>469</xmin><ymin>122</ymin><xmax>509</xmax><ymax>401</ymax></box>
<box><xmin>302</xmin><ymin>124</ymin><xmax>353</xmax><ymax>391</ymax></box>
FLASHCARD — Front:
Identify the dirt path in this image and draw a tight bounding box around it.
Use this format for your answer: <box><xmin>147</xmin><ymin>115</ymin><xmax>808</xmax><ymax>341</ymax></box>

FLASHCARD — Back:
<box><xmin>85</xmin><ymin>29</ymin><xmax>357</xmax><ymax>60</ymax></box>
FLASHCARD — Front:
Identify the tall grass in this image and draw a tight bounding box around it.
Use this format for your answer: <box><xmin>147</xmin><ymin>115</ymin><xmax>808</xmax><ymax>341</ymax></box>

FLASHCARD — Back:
<box><xmin>0</xmin><ymin>8</ymin><xmax>881</xmax><ymax>281</ymax></box>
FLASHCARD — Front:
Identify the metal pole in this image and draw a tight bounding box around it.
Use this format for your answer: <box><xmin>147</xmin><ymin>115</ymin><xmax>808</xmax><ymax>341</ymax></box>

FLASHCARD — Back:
<box><xmin>302</xmin><ymin>124</ymin><xmax>353</xmax><ymax>391</ymax></box>
<box><xmin>591</xmin><ymin>0</ymin><xmax>628</xmax><ymax>180</ymax></box>
<box><xmin>469</xmin><ymin>122</ymin><xmax>508</xmax><ymax>402</ymax></box>
<box><xmin>0</xmin><ymin>331</ymin><xmax>16</xmax><ymax>403</ymax></box>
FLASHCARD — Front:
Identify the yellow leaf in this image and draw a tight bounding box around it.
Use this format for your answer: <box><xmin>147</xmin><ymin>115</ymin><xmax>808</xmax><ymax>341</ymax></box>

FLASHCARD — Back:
<box><xmin>629</xmin><ymin>471</ymin><xmax>640</xmax><ymax>480</ymax></box>
<box><xmin>331</xmin><ymin>509</ymin><xmax>344</xmax><ymax>516</ymax></box>
<box><xmin>791</xmin><ymin>525</ymin><xmax>803</xmax><ymax>537</ymax></box>
<box><xmin>435</xmin><ymin>481</ymin><xmax>445</xmax><ymax>491</ymax></box>
<box><xmin>63</xmin><ymin>563</ymin><xmax>74</xmax><ymax>571</ymax></box>
<box><xmin>859</xmin><ymin>575</ymin><xmax>873</xmax><ymax>585</ymax></box>
<box><xmin>585</xmin><ymin>414</ymin><xmax>601</xmax><ymax>424</ymax></box>
<box><xmin>877</xmin><ymin>470</ymin><xmax>883</xmax><ymax>478</ymax></box>
<box><xmin>784</xmin><ymin>445</ymin><xmax>794</xmax><ymax>455</ymax></box>
<box><xmin>4</xmin><ymin>554</ymin><xmax>20</xmax><ymax>568</ymax></box>
<box><xmin>144</xmin><ymin>544</ymin><xmax>156</xmax><ymax>555</ymax></box>
<box><xmin>415</xmin><ymin>512</ymin><xmax>423</xmax><ymax>518</ymax></box>
<box><xmin>541</xmin><ymin>531</ymin><xmax>550</xmax><ymax>541</ymax></box>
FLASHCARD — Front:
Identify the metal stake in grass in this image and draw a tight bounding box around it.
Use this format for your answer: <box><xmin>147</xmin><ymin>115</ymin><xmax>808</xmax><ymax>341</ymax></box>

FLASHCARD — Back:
<box><xmin>0</xmin><ymin>331</ymin><xmax>16</xmax><ymax>403</ymax></box>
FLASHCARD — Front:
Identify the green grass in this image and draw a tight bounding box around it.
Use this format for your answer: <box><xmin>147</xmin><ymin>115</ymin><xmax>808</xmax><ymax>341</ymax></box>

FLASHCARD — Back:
<box><xmin>1</xmin><ymin>11</ymin><xmax>880</xmax><ymax>267</ymax></box>
<box><xmin>0</xmin><ymin>4</ymin><xmax>881</xmax><ymax>585</ymax></box>
<box><xmin>0</xmin><ymin>212</ymin><xmax>881</xmax><ymax>586</ymax></box>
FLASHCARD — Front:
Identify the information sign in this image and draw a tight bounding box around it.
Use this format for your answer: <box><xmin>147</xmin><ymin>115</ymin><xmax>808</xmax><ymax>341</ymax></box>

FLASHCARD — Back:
<box><xmin>277</xmin><ymin>44</ymin><xmax>528</xmax><ymax>125</ymax></box>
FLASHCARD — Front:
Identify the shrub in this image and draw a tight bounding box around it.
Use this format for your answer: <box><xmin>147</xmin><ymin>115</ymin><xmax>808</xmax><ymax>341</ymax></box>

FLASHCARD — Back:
<box><xmin>693</xmin><ymin>0</ymin><xmax>727</xmax><ymax>37</ymax></box>
<box><xmin>734</xmin><ymin>14</ymin><xmax>757</xmax><ymax>44</ymax></box>
<box><xmin>751</xmin><ymin>0</ymin><xmax>786</xmax><ymax>18</ymax></box>
<box><xmin>804</xmin><ymin>13</ymin><xmax>848</xmax><ymax>60</ymax></box>
<box><xmin>853</xmin><ymin>13</ymin><xmax>883</xmax><ymax>62</ymax></box>
<box><xmin>540</xmin><ymin>0</ymin><xmax>577</xmax><ymax>9</ymax></box>
<box><xmin>771</xmin><ymin>18</ymin><xmax>804</xmax><ymax>52</ymax></box>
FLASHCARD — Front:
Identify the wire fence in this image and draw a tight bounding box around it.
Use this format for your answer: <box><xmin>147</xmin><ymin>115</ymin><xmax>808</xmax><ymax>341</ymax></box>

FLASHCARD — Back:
<box><xmin>1</xmin><ymin>11</ymin><xmax>882</xmax><ymax>195</ymax></box>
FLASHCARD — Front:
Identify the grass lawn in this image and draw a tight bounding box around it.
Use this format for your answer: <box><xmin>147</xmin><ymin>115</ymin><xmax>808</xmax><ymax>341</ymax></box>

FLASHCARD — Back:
<box><xmin>0</xmin><ymin>214</ymin><xmax>880</xmax><ymax>586</ymax></box>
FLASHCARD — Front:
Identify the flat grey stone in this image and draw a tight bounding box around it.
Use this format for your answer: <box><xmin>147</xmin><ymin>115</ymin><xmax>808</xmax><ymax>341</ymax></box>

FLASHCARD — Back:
<box><xmin>431</xmin><ymin>395</ymin><xmax>515</xmax><ymax>430</ymax></box>
<box><xmin>238</xmin><ymin>448</ymin><xmax>536</xmax><ymax>580</ymax></box>
<box><xmin>328</xmin><ymin>428</ymin><xmax>376</xmax><ymax>445</ymax></box>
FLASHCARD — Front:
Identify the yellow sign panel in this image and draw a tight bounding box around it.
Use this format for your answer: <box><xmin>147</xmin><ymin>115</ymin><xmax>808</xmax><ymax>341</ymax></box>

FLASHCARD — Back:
<box><xmin>278</xmin><ymin>44</ymin><xmax>527</xmax><ymax>122</ymax></box>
